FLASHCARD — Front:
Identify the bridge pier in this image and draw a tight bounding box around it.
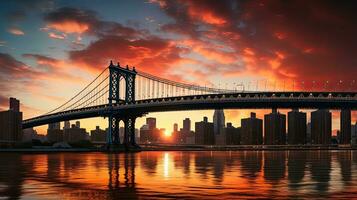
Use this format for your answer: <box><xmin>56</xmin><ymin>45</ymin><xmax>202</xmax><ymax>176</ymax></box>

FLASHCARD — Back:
<box><xmin>123</xmin><ymin>117</ymin><xmax>139</xmax><ymax>150</ymax></box>
<box><xmin>106</xmin><ymin>61</ymin><xmax>139</xmax><ymax>151</ymax></box>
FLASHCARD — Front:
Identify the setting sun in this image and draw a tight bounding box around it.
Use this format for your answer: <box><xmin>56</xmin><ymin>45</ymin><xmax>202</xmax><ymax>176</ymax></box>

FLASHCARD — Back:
<box><xmin>164</xmin><ymin>130</ymin><xmax>172</xmax><ymax>137</ymax></box>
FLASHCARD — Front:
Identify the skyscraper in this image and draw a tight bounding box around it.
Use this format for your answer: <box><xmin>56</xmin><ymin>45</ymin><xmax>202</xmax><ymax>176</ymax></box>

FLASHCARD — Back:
<box><xmin>288</xmin><ymin>109</ymin><xmax>307</xmax><ymax>144</ymax></box>
<box><xmin>225</xmin><ymin>123</ymin><xmax>241</xmax><ymax>145</ymax></box>
<box><xmin>48</xmin><ymin>122</ymin><xmax>60</xmax><ymax>130</ymax></box>
<box><xmin>146</xmin><ymin>117</ymin><xmax>156</xmax><ymax>130</ymax></box>
<box><xmin>195</xmin><ymin>117</ymin><xmax>214</xmax><ymax>145</ymax></box>
<box><xmin>64</xmin><ymin>121</ymin><xmax>70</xmax><ymax>129</ymax></box>
<box><xmin>75</xmin><ymin>121</ymin><xmax>80</xmax><ymax>128</ymax></box>
<box><xmin>340</xmin><ymin>109</ymin><xmax>351</xmax><ymax>144</ymax></box>
<box><xmin>264</xmin><ymin>109</ymin><xmax>286</xmax><ymax>145</ymax></box>
<box><xmin>63</xmin><ymin>124</ymin><xmax>88</xmax><ymax>143</ymax></box>
<box><xmin>0</xmin><ymin>98</ymin><xmax>22</xmax><ymax>143</ymax></box>
<box><xmin>213</xmin><ymin>109</ymin><xmax>226</xmax><ymax>145</ymax></box>
<box><xmin>90</xmin><ymin>126</ymin><xmax>107</xmax><ymax>142</ymax></box>
<box><xmin>306</xmin><ymin>122</ymin><xmax>312</xmax><ymax>144</ymax></box>
<box><xmin>241</xmin><ymin>112</ymin><xmax>263</xmax><ymax>145</ymax></box>
<box><xmin>213</xmin><ymin>109</ymin><xmax>225</xmax><ymax>135</ymax></box>
<box><xmin>47</xmin><ymin>122</ymin><xmax>63</xmax><ymax>143</ymax></box>
<box><xmin>183</xmin><ymin>118</ymin><xmax>191</xmax><ymax>132</ymax></box>
<box><xmin>311</xmin><ymin>109</ymin><xmax>332</xmax><ymax>145</ymax></box>
<box><xmin>173</xmin><ymin>123</ymin><xmax>178</xmax><ymax>132</ymax></box>
<box><xmin>9</xmin><ymin>97</ymin><xmax>20</xmax><ymax>112</ymax></box>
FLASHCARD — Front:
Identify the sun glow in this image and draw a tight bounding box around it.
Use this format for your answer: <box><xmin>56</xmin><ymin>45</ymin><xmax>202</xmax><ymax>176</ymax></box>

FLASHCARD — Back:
<box><xmin>164</xmin><ymin>130</ymin><xmax>172</xmax><ymax>137</ymax></box>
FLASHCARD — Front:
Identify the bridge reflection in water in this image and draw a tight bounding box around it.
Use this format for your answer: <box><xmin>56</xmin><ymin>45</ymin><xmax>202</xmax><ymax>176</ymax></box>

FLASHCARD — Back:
<box><xmin>0</xmin><ymin>151</ymin><xmax>357</xmax><ymax>199</ymax></box>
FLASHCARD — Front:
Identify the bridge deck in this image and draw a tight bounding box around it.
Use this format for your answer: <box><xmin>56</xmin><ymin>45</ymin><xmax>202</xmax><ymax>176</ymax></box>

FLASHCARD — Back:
<box><xmin>23</xmin><ymin>91</ymin><xmax>357</xmax><ymax>128</ymax></box>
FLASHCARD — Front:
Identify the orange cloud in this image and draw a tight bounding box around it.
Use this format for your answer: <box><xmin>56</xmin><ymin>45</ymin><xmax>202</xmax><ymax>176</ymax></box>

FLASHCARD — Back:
<box><xmin>48</xmin><ymin>32</ymin><xmax>66</xmax><ymax>40</ymax></box>
<box><xmin>7</xmin><ymin>27</ymin><xmax>24</xmax><ymax>35</ymax></box>
<box><xmin>47</xmin><ymin>21</ymin><xmax>89</xmax><ymax>34</ymax></box>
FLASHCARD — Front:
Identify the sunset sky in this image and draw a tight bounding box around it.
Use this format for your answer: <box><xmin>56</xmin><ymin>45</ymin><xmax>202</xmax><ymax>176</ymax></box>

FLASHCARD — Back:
<box><xmin>0</xmin><ymin>0</ymin><xmax>356</xmax><ymax>134</ymax></box>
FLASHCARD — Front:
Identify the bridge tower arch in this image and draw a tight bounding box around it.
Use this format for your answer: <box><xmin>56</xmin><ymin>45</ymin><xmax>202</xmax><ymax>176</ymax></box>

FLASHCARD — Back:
<box><xmin>107</xmin><ymin>61</ymin><xmax>137</xmax><ymax>147</ymax></box>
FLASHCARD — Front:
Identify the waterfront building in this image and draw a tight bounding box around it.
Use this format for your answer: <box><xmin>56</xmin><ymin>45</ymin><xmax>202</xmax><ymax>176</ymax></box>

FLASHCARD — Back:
<box><xmin>146</xmin><ymin>117</ymin><xmax>156</xmax><ymax>130</ymax></box>
<box><xmin>48</xmin><ymin>122</ymin><xmax>60</xmax><ymax>130</ymax></box>
<box><xmin>179</xmin><ymin>118</ymin><xmax>193</xmax><ymax>144</ymax></box>
<box><xmin>139</xmin><ymin>119</ymin><xmax>160</xmax><ymax>144</ymax></box>
<box><xmin>311</xmin><ymin>109</ymin><xmax>332</xmax><ymax>144</ymax></box>
<box><xmin>90</xmin><ymin>126</ymin><xmax>107</xmax><ymax>142</ymax></box>
<box><xmin>288</xmin><ymin>109</ymin><xmax>307</xmax><ymax>144</ymax></box>
<box><xmin>63</xmin><ymin>124</ymin><xmax>88</xmax><ymax>143</ymax></box>
<box><xmin>183</xmin><ymin>118</ymin><xmax>191</xmax><ymax>132</ymax></box>
<box><xmin>340</xmin><ymin>109</ymin><xmax>351</xmax><ymax>144</ymax></box>
<box><xmin>264</xmin><ymin>109</ymin><xmax>286</xmax><ymax>145</ymax></box>
<box><xmin>195</xmin><ymin>117</ymin><xmax>214</xmax><ymax>145</ymax></box>
<box><xmin>63</xmin><ymin>121</ymin><xmax>70</xmax><ymax>129</ymax></box>
<box><xmin>306</xmin><ymin>122</ymin><xmax>312</xmax><ymax>144</ymax></box>
<box><xmin>47</xmin><ymin>123</ymin><xmax>63</xmax><ymax>143</ymax></box>
<box><xmin>0</xmin><ymin>98</ymin><xmax>22</xmax><ymax>143</ymax></box>
<box><xmin>225</xmin><ymin>122</ymin><xmax>241</xmax><ymax>145</ymax></box>
<box><xmin>23</xmin><ymin>128</ymin><xmax>46</xmax><ymax>143</ymax></box>
<box><xmin>75</xmin><ymin>121</ymin><xmax>80</xmax><ymax>128</ymax></box>
<box><xmin>213</xmin><ymin>109</ymin><xmax>226</xmax><ymax>145</ymax></box>
<box><xmin>352</xmin><ymin>122</ymin><xmax>357</xmax><ymax>145</ymax></box>
<box><xmin>241</xmin><ymin>112</ymin><xmax>263</xmax><ymax>145</ymax></box>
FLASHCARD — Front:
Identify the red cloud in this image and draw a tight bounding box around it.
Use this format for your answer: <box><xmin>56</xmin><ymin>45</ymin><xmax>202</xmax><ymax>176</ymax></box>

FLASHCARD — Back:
<box><xmin>154</xmin><ymin>0</ymin><xmax>357</xmax><ymax>91</ymax></box>
<box><xmin>69</xmin><ymin>35</ymin><xmax>186</xmax><ymax>76</ymax></box>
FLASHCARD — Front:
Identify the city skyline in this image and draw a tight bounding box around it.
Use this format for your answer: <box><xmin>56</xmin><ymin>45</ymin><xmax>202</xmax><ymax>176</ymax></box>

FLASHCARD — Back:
<box><xmin>0</xmin><ymin>0</ymin><xmax>357</xmax><ymax>134</ymax></box>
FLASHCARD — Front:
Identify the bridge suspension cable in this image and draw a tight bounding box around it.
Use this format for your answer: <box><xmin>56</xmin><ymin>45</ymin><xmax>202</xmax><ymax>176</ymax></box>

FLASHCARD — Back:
<box><xmin>44</xmin><ymin>67</ymin><xmax>110</xmax><ymax>115</ymax></box>
<box><xmin>135</xmin><ymin>70</ymin><xmax>243</xmax><ymax>100</ymax></box>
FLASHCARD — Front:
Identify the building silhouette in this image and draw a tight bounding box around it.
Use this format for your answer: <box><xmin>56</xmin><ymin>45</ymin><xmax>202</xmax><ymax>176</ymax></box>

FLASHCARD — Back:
<box><xmin>288</xmin><ymin>109</ymin><xmax>307</xmax><ymax>144</ymax></box>
<box><xmin>183</xmin><ymin>118</ymin><xmax>191</xmax><ymax>132</ymax></box>
<box><xmin>22</xmin><ymin>128</ymin><xmax>45</xmax><ymax>142</ymax></box>
<box><xmin>340</xmin><ymin>109</ymin><xmax>351</xmax><ymax>144</ymax></box>
<box><xmin>90</xmin><ymin>126</ymin><xmax>107</xmax><ymax>142</ymax></box>
<box><xmin>47</xmin><ymin>122</ymin><xmax>63</xmax><ymax>143</ymax></box>
<box><xmin>195</xmin><ymin>117</ymin><xmax>214</xmax><ymax>145</ymax></box>
<box><xmin>311</xmin><ymin>109</ymin><xmax>332</xmax><ymax>144</ymax></box>
<box><xmin>352</xmin><ymin>122</ymin><xmax>357</xmax><ymax>144</ymax></box>
<box><xmin>179</xmin><ymin>118</ymin><xmax>194</xmax><ymax>144</ymax></box>
<box><xmin>213</xmin><ymin>109</ymin><xmax>226</xmax><ymax>145</ymax></box>
<box><xmin>241</xmin><ymin>112</ymin><xmax>263</xmax><ymax>145</ymax></box>
<box><xmin>146</xmin><ymin>117</ymin><xmax>156</xmax><ymax>130</ymax></box>
<box><xmin>9</xmin><ymin>97</ymin><xmax>19</xmax><ymax>112</ymax></box>
<box><xmin>139</xmin><ymin>117</ymin><xmax>159</xmax><ymax>143</ymax></box>
<box><xmin>63</xmin><ymin>122</ymin><xmax>88</xmax><ymax>143</ymax></box>
<box><xmin>264</xmin><ymin>108</ymin><xmax>286</xmax><ymax>145</ymax></box>
<box><xmin>0</xmin><ymin>98</ymin><xmax>22</xmax><ymax>144</ymax></box>
<box><xmin>63</xmin><ymin>121</ymin><xmax>70</xmax><ymax>129</ymax></box>
<box><xmin>48</xmin><ymin>122</ymin><xmax>60</xmax><ymax>130</ymax></box>
<box><xmin>225</xmin><ymin>122</ymin><xmax>240</xmax><ymax>145</ymax></box>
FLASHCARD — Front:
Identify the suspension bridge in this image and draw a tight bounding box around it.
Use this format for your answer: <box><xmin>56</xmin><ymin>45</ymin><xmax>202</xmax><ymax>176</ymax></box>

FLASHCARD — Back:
<box><xmin>22</xmin><ymin>61</ymin><xmax>357</xmax><ymax>148</ymax></box>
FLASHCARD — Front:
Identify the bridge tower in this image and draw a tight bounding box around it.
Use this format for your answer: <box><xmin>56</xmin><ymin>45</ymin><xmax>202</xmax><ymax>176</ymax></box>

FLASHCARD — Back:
<box><xmin>107</xmin><ymin>61</ymin><xmax>137</xmax><ymax>148</ymax></box>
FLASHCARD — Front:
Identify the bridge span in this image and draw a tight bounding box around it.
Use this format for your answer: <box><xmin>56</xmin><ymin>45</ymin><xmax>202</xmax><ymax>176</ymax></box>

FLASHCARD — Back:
<box><xmin>22</xmin><ymin>61</ymin><xmax>357</xmax><ymax>147</ymax></box>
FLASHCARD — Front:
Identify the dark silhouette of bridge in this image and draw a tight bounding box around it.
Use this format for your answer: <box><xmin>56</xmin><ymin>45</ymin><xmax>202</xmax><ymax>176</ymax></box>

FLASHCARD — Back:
<box><xmin>22</xmin><ymin>61</ymin><xmax>357</xmax><ymax>148</ymax></box>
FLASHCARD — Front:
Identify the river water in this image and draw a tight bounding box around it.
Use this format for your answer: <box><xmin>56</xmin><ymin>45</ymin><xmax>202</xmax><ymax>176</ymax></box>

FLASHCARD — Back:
<box><xmin>0</xmin><ymin>151</ymin><xmax>356</xmax><ymax>199</ymax></box>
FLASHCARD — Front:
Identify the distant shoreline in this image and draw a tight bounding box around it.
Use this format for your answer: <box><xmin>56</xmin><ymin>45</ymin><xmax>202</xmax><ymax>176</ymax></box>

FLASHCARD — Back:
<box><xmin>0</xmin><ymin>145</ymin><xmax>357</xmax><ymax>153</ymax></box>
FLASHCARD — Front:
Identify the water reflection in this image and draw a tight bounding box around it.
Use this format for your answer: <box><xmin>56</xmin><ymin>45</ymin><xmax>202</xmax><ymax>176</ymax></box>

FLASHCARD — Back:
<box><xmin>0</xmin><ymin>151</ymin><xmax>357</xmax><ymax>199</ymax></box>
